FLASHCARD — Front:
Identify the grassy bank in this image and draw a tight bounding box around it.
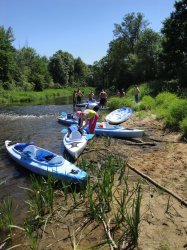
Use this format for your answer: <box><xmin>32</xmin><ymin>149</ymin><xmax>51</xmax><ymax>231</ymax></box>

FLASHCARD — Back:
<box><xmin>107</xmin><ymin>83</ymin><xmax>187</xmax><ymax>135</ymax></box>
<box><xmin>0</xmin><ymin>153</ymin><xmax>142</xmax><ymax>249</ymax></box>
<box><xmin>0</xmin><ymin>87</ymin><xmax>94</xmax><ymax>104</ymax></box>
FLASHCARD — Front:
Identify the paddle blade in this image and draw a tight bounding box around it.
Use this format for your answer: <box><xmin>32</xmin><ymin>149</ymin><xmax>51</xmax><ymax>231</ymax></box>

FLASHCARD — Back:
<box><xmin>61</xmin><ymin>128</ymin><xmax>68</xmax><ymax>133</ymax></box>
<box><xmin>86</xmin><ymin>134</ymin><xmax>95</xmax><ymax>140</ymax></box>
<box><xmin>61</xmin><ymin>112</ymin><xmax>67</xmax><ymax>116</ymax></box>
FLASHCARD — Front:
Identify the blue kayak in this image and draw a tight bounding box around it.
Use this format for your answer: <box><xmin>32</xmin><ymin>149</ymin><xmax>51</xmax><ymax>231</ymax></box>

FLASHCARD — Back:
<box><xmin>5</xmin><ymin>140</ymin><xmax>88</xmax><ymax>183</ymax></box>
<box><xmin>57</xmin><ymin>113</ymin><xmax>78</xmax><ymax>126</ymax></box>
<box><xmin>58</xmin><ymin>115</ymin><xmax>144</xmax><ymax>139</ymax></box>
<box><xmin>76</xmin><ymin>100</ymin><xmax>99</xmax><ymax>107</ymax></box>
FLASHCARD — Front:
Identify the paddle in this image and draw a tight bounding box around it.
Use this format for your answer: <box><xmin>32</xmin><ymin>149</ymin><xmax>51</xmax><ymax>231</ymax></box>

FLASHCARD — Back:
<box><xmin>61</xmin><ymin>128</ymin><xmax>68</xmax><ymax>133</ymax></box>
<box><xmin>85</xmin><ymin>134</ymin><xmax>95</xmax><ymax>140</ymax></box>
<box><xmin>61</xmin><ymin>111</ymin><xmax>67</xmax><ymax>116</ymax></box>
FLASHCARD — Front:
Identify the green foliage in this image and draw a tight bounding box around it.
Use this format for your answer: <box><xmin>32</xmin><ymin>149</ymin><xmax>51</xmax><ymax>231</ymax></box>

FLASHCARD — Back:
<box><xmin>48</xmin><ymin>50</ymin><xmax>74</xmax><ymax>85</ymax></box>
<box><xmin>113</xmin><ymin>12</ymin><xmax>149</xmax><ymax>53</ymax></box>
<box><xmin>139</xmin><ymin>95</ymin><xmax>155</xmax><ymax>110</ymax></box>
<box><xmin>161</xmin><ymin>0</ymin><xmax>187</xmax><ymax>88</ymax></box>
<box><xmin>0</xmin><ymin>196</ymin><xmax>14</xmax><ymax>236</ymax></box>
<box><xmin>0</xmin><ymin>87</ymin><xmax>93</xmax><ymax>104</ymax></box>
<box><xmin>165</xmin><ymin>99</ymin><xmax>187</xmax><ymax>128</ymax></box>
<box><xmin>180</xmin><ymin>117</ymin><xmax>187</xmax><ymax>136</ymax></box>
<box><xmin>0</xmin><ymin>26</ymin><xmax>17</xmax><ymax>84</ymax></box>
<box><xmin>155</xmin><ymin>92</ymin><xmax>178</xmax><ymax>108</ymax></box>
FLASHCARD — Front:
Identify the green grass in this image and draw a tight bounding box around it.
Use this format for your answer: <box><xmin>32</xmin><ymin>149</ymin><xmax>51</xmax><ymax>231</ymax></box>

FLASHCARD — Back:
<box><xmin>0</xmin><ymin>87</ymin><xmax>94</xmax><ymax>104</ymax></box>
<box><xmin>107</xmin><ymin>86</ymin><xmax>187</xmax><ymax>135</ymax></box>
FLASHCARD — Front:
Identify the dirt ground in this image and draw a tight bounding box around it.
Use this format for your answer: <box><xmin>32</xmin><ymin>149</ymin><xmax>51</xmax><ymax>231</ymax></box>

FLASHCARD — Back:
<box><xmin>6</xmin><ymin>113</ymin><xmax>187</xmax><ymax>250</ymax></box>
<box><xmin>112</xmin><ymin>113</ymin><xmax>187</xmax><ymax>250</ymax></box>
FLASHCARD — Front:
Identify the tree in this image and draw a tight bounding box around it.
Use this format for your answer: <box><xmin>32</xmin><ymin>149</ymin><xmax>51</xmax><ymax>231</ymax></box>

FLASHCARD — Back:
<box><xmin>161</xmin><ymin>0</ymin><xmax>187</xmax><ymax>88</ymax></box>
<box><xmin>16</xmin><ymin>47</ymin><xmax>52</xmax><ymax>90</ymax></box>
<box><xmin>48</xmin><ymin>50</ymin><xmax>74</xmax><ymax>86</ymax></box>
<box><xmin>0</xmin><ymin>26</ymin><xmax>17</xmax><ymax>87</ymax></box>
<box><xmin>135</xmin><ymin>29</ymin><xmax>162</xmax><ymax>80</ymax></box>
<box><xmin>74</xmin><ymin>57</ymin><xmax>89</xmax><ymax>84</ymax></box>
<box><xmin>113</xmin><ymin>12</ymin><xmax>149</xmax><ymax>53</ymax></box>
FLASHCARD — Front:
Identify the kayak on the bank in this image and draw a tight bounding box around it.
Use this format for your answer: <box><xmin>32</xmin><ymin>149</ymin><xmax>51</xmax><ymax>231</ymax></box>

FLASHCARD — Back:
<box><xmin>92</xmin><ymin>122</ymin><xmax>144</xmax><ymax>138</ymax></box>
<box><xmin>105</xmin><ymin>107</ymin><xmax>133</xmax><ymax>124</ymax></box>
<box><xmin>5</xmin><ymin>140</ymin><xmax>88</xmax><ymax>183</ymax></box>
<box><xmin>58</xmin><ymin>115</ymin><xmax>144</xmax><ymax>139</ymax></box>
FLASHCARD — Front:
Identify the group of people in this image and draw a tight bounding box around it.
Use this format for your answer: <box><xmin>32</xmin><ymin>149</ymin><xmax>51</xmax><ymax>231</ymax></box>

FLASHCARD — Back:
<box><xmin>117</xmin><ymin>85</ymin><xmax>140</xmax><ymax>103</ymax></box>
<box><xmin>71</xmin><ymin>85</ymin><xmax>140</xmax><ymax>135</ymax></box>
<box><xmin>71</xmin><ymin>88</ymin><xmax>108</xmax><ymax>134</ymax></box>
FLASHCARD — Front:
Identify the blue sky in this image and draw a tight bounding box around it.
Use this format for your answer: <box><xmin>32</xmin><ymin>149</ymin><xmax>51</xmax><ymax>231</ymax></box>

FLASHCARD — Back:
<box><xmin>1</xmin><ymin>0</ymin><xmax>176</xmax><ymax>65</ymax></box>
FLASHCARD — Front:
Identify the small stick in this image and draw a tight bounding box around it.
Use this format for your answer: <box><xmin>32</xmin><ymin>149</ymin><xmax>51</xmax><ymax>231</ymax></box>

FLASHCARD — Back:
<box><xmin>100</xmin><ymin>217</ymin><xmax>118</xmax><ymax>250</ymax></box>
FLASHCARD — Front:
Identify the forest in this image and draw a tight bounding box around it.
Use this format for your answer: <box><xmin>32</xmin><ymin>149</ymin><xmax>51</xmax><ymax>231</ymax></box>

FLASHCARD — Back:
<box><xmin>0</xmin><ymin>0</ymin><xmax>186</xmax><ymax>95</ymax></box>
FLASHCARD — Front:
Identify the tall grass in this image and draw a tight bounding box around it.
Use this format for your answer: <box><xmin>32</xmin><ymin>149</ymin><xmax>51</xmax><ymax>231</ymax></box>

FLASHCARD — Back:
<box><xmin>4</xmin><ymin>155</ymin><xmax>143</xmax><ymax>249</ymax></box>
<box><xmin>0</xmin><ymin>196</ymin><xmax>14</xmax><ymax>237</ymax></box>
<box><xmin>0</xmin><ymin>87</ymin><xmax>94</xmax><ymax>104</ymax></box>
<box><xmin>25</xmin><ymin>174</ymin><xmax>56</xmax><ymax>219</ymax></box>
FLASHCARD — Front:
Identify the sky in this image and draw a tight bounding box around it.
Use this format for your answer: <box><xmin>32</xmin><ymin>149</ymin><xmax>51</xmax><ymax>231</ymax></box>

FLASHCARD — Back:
<box><xmin>0</xmin><ymin>0</ymin><xmax>176</xmax><ymax>65</ymax></box>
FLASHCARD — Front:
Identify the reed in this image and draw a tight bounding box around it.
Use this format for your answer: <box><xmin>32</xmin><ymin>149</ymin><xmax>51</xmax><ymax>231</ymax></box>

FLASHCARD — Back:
<box><xmin>0</xmin><ymin>196</ymin><xmax>14</xmax><ymax>237</ymax></box>
<box><xmin>23</xmin><ymin>220</ymin><xmax>38</xmax><ymax>250</ymax></box>
<box><xmin>26</xmin><ymin>174</ymin><xmax>55</xmax><ymax>218</ymax></box>
<box><xmin>118</xmin><ymin>183</ymin><xmax>142</xmax><ymax>246</ymax></box>
<box><xmin>86</xmin><ymin>182</ymin><xmax>98</xmax><ymax>220</ymax></box>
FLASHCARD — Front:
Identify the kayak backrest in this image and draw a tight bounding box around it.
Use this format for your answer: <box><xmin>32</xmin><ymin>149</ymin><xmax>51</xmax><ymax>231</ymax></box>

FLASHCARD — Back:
<box><xmin>69</xmin><ymin>131</ymin><xmax>82</xmax><ymax>140</ymax></box>
<box><xmin>48</xmin><ymin>156</ymin><xmax>64</xmax><ymax>165</ymax></box>
<box><xmin>36</xmin><ymin>149</ymin><xmax>55</xmax><ymax>162</ymax></box>
<box><xmin>23</xmin><ymin>145</ymin><xmax>37</xmax><ymax>157</ymax></box>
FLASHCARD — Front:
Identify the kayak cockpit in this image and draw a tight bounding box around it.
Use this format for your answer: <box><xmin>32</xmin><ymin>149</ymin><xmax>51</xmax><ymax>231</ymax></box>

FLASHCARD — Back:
<box><xmin>14</xmin><ymin>143</ymin><xmax>64</xmax><ymax>165</ymax></box>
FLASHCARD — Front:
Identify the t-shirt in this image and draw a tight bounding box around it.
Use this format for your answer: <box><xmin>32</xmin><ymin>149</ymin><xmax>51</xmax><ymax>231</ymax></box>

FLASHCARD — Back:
<box><xmin>84</xmin><ymin>109</ymin><xmax>96</xmax><ymax>119</ymax></box>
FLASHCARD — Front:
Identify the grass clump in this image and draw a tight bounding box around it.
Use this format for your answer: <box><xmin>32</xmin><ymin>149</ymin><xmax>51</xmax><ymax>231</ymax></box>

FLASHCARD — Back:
<box><xmin>139</xmin><ymin>95</ymin><xmax>155</xmax><ymax>110</ymax></box>
<box><xmin>0</xmin><ymin>196</ymin><xmax>14</xmax><ymax>237</ymax></box>
<box><xmin>180</xmin><ymin>117</ymin><xmax>187</xmax><ymax>136</ymax></box>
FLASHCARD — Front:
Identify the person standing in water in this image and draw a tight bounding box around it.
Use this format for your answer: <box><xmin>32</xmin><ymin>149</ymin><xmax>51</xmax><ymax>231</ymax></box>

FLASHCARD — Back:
<box><xmin>99</xmin><ymin>89</ymin><xmax>107</xmax><ymax>108</ymax></box>
<box><xmin>72</xmin><ymin>90</ymin><xmax>77</xmax><ymax>108</ymax></box>
<box><xmin>76</xmin><ymin>88</ymin><xmax>84</xmax><ymax>104</ymax></box>
<box><xmin>88</xmin><ymin>90</ymin><xmax>95</xmax><ymax>101</ymax></box>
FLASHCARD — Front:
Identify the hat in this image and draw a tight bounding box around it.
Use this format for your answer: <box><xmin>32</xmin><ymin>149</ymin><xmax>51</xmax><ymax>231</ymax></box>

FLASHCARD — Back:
<box><xmin>76</xmin><ymin>111</ymin><xmax>82</xmax><ymax>117</ymax></box>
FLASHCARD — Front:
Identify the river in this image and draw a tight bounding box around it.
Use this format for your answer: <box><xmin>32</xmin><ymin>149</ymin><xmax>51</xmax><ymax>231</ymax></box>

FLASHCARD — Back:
<box><xmin>0</xmin><ymin>96</ymin><xmax>77</xmax><ymax>224</ymax></box>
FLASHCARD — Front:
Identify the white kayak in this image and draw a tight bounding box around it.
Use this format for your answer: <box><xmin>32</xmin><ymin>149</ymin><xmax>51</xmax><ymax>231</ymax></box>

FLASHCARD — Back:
<box><xmin>63</xmin><ymin>130</ymin><xmax>88</xmax><ymax>159</ymax></box>
<box><xmin>105</xmin><ymin>107</ymin><xmax>133</xmax><ymax>124</ymax></box>
<box><xmin>5</xmin><ymin>140</ymin><xmax>88</xmax><ymax>183</ymax></box>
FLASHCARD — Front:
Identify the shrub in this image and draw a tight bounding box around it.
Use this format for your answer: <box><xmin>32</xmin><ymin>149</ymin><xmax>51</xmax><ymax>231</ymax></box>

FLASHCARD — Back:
<box><xmin>139</xmin><ymin>95</ymin><xmax>155</xmax><ymax>110</ymax></box>
<box><xmin>107</xmin><ymin>97</ymin><xmax>125</xmax><ymax>110</ymax></box>
<box><xmin>155</xmin><ymin>92</ymin><xmax>178</xmax><ymax>108</ymax></box>
<box><xmin>180</xmin><ymin>117</ymin><xmax>187</xmax><ymax>136</ymax></box>
<box><xmin>165</xmin><ymin>99</ymin><xmax>187</xmax><ymax>128</ymax></box>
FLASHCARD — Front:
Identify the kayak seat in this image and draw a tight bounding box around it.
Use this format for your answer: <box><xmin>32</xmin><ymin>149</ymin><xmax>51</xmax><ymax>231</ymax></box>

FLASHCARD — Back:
<box><xmin>35</xmin><ymin>149</ymin><xmax>55</xmax><ymax>162</ymax></box>
<box><xmin>15</xmin><ymin>143</ymin><xmax>34</xmax><ymax>152</ymax></box>
<box><xmin>103</xmin><ymin>122</ymin><xmax>112</xmax><ymax>129</ymax></box>
<box><xmin>22</xmin><ymin>145</ymin><xmax>37</xmax><ymax>158</ymax></box>
<box><xmin>69</xmin><ymin>131</ymin><xmax>82</xmax><ymax>140</ymax></box>
<box><xmin>48</xmin><ymin>156</ymin><xmax>64</xmax><ymax>165</ymax></box>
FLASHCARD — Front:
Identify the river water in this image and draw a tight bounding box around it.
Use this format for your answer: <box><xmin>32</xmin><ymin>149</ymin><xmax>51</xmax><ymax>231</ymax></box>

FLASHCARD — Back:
<box><xmin>0</xmin><ymin>96</ymin><xmax>77</xmax><ymax>224</ymax></box>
